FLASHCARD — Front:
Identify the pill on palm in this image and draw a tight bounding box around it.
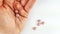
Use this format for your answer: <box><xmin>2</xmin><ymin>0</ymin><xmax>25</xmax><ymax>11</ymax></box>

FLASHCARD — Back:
<box><xmin>16</xmin><ymin>14</ymin><xmax>19</xmax><ymax>17</ymax></box>
<box><xmin>15</xmin><ymin>10</ymin><xmax>19</xmax><ymax>13</ymax></box>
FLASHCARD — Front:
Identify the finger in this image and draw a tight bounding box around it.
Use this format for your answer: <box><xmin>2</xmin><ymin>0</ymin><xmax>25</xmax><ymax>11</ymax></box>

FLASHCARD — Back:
<box><xmin>21</xmin><ymin>0</ymin><xmax>28</xmax><ymax>6</ymax></box>
<box><xmin>14</xmin><ymin>1</ymin><xmax>28</xmax><ymax>18</ymax></box>
<box><xmin>4</xmin><ymin>0</ymin><xmax>15</xmax><ymax>10</ymax></box>
<box><xmin>24</xmin><ymin>0</ymin><xmax>36</xmax><ymax>12</ymax></box>
<box><xmin>17</xmin><ymin>0</ymin><xmax>21</xmax><ymax>2</ymax></box>
<box><xmin>0</xmin><ymin>0</ymin><xmax>3</xmax><ymax>7</ymax></box>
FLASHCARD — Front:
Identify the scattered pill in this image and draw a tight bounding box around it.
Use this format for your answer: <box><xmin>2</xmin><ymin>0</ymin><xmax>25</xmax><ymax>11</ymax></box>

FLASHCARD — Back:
<box><xmin>37</xmin><ymin>19</ymin><xmax>41</xmax><ymax>22</ymax></box>
<box><xmin>37</xmin><ymin>19</ymin><xmax>41</xmax><ymax>26</ymax></box>
<box><xmin>32</xmin><ymin>19</ymin><xmax>45</xmax><ymax>30</ymax></box>
<box><xmin>37</xmin><ymin>22</ymin><xmax>40</xmax><ymax>26</ymax></box>
<box><xmin>32</xmin><ymin>27</ymin><xmax>36</xmax><ymax>30</ymax></box>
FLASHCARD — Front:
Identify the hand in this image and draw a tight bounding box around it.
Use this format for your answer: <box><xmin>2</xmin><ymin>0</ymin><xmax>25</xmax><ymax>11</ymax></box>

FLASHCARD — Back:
<box><xmin>0</xmin><ymin>0</ymin><xmax>35</xmax><ymax>34</ymax></box>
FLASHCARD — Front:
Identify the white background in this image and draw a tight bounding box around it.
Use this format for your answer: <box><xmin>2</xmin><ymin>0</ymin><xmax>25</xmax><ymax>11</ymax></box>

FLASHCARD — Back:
<box><xmin>21</xmin><ymin>0</ymin><xmax>60</xmax><ymax>34</ymax></box>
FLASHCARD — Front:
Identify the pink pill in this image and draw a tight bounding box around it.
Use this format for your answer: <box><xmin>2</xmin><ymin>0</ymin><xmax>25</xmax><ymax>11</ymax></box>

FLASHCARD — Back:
<box><xmin>32</xmin><ymin>27</ymin><xmax>36</xmax><ymax>30</ymax></box>
<box><xmin>37</xmin><ymin>22</ymin><xmax>40</xmax><ymax>26</ymax></box>
<box><xmin>37</xmin><ymin>19</ymin><xmax>41</xmax><ymax>26</ymax></box>
<box><xmin>16</xmin><ymin>14</ymin><xmax>20</xmax><ymax>17</ymax></box>
<box><xmin>37</xmin><ymin>19</ymin><xmax>41</xmax><ymax>22</ymax></box>
<box><xmin>15</xmin><ymin>10</ymin><xmax>19</xmax><ymax>14</ymax></box>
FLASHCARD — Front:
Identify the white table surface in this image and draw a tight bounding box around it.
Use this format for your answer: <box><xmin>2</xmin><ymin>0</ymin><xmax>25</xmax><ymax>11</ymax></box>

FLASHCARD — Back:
<box><xmin>21</xmin><ymin>0</ymin><xmax>60</xmax><ymax>34</ymax></box>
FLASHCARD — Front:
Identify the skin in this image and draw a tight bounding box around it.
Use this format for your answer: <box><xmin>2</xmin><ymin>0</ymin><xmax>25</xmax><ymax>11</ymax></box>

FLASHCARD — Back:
<box><xmin>0</xmin><ymin>0</ymin><xmax>35</xmax><ymax>34</ymax></box>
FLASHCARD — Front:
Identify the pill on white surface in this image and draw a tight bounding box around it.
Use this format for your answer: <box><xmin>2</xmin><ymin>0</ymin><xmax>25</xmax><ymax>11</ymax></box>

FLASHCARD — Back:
<box><xmin>37</xmin><ymin>19</ymin><xmax>41</xmax><ymax>22</ymax></box>
<box><xmin>37</xmin><ymin>22</ymin><xmax>40</xmax><ymax>26</ymax></box>
<box><xmin>32</xmin><ymin>27</ymin><xmax>37</xmax><ymax>30</ymax></box>
<box><xmin>37</xmin><ymin>19</ymin><xmax>41</xmax><ymax>26</ymax></box>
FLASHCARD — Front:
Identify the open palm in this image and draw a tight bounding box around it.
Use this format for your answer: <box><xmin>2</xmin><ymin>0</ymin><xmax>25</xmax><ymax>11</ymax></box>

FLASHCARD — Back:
<box><xmin>0</xmin><ymin>0</ymin><xmax>35</xmax><ymax>34</ymax></box>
